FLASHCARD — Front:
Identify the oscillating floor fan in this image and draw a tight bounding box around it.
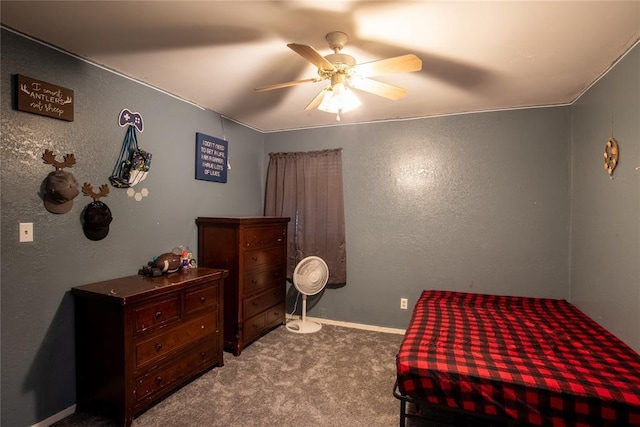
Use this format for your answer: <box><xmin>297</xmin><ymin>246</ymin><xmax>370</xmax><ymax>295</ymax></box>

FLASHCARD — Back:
<box><xmin>286</xmin><ymin>256</ymin><xmax>329</xmax><ymax>334</ymax></box>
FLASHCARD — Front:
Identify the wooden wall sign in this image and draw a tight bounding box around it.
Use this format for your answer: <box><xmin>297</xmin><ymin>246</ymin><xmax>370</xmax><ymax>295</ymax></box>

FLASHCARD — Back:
<box><xmin>195</xmin><ymin>132</ymin><xmax>228</xmax><ymax>183</ymax></box>
<box><xmin>16</xmin><ymin>74</ymin><xmax>74</xmax><ymax>121</ymax></box>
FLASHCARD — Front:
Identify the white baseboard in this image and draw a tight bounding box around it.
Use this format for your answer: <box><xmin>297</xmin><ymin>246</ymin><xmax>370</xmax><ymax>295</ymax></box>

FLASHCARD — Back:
<box><xmin>285</xmin><ymin>314</ymin><xmax>406</xmax><ymax>335</ymax></box>
<box><xmin>32</xmin><ymin>404</ymin><xmax>76</xmax><ymax>427</ymax></box>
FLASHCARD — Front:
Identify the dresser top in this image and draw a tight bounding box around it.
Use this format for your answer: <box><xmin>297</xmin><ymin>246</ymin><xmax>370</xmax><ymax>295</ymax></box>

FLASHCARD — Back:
<box><xmin>71</xmin><ymin>268</ymin><xmax>228</xmax><ymax>305</ymax></box>
<box><xmin>196</xmin><ymin>216</ymin><xmax>290</xmax><ymax>226</ymax></box>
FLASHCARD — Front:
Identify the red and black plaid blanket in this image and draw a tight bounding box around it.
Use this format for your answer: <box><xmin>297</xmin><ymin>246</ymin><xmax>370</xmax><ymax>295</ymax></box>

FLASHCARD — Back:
<box><xmin>396</xmin><ymin>290</ymin><xmax>640</xmax><ymax>426</ymax></box>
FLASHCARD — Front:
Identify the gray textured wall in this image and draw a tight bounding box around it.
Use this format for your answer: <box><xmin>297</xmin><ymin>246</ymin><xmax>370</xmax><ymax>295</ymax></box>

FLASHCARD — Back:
<box><xmin>1</xmin><ymin>29</ymin><xmax>264</xmax><ymax>426</ymax></box>
<box><xmin>569</xmin><ymin>45</ymin><xmax>640</xmax><ymax>351</ymax></box>
<box><xmin>265</xmin><ymin>108</ymin><xmax>571</xmax><ymax>328</ymax></box>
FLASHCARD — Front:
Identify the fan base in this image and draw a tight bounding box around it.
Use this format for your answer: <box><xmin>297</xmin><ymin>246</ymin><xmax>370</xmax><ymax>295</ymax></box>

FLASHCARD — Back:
<box><xmin>286</xmin><ymin>319</ymin><xmax>322</xmax><ymax>334</ymax></box>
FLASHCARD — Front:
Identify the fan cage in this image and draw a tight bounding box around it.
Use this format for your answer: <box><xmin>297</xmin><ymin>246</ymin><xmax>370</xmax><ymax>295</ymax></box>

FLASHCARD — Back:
<box><xmin>292</xmin><ymin>256</ymin><xmax>329</xmax><ymax>296</ymax></box>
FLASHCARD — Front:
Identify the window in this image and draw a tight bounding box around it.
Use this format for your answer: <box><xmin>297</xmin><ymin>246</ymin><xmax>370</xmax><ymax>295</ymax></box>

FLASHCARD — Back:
<box><xmin>264</xmin><ymin>148</ymin><xmax>346</xmax><ymax>285</ymax></box>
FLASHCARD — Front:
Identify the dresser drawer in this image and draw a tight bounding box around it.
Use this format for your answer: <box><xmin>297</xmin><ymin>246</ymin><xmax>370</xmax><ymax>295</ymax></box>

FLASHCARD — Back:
<box><xmin>185</xmin><ymin>282</ymin><xmax>219</xmax><ymax>315</ymax></box>
<box><xmin>243</xmin><ymin>287</ymin><xmax>286</xmax><ymax>320</ymax></box>
<box><xmin>243</xmin><ymin>225</ymin><xmax>286</xmax><ymax>250</ymax></box>
<box><xmin>243</xmin><ymin>264</ymin><xmax>285</xmax><ymax>296</ymax></box>
<box><xmin>243</xmin><ymin>312</ymin><xmax>267</xmax><ymax>343</ymax></box>
<box><xmin>135</xmin><ymin>338</ymin><xmax>219</xmax><ymax>405</ymax></box>
<box><xmin>136</xmin><ymin>311</ymin><xmax>218</xmax><ymax>368</ymax></box>
<box><xmin>243</xmin><ymin>302</ymin><xmax>284</xmax><ymax>344</ymax></box>
<box><xmin>265</xmin><ymin>303</ymin><xmax>285</xmax><ymax>325</ymax></box>
<box><xmin>243</xmin><ymin>246</ymin><xmax>286</xmax><ymax>271</ymax></box>
<box><xmin>133</xmin><ymin>295</ymin><xmax>181</xmax><ymax>334</ymax></box>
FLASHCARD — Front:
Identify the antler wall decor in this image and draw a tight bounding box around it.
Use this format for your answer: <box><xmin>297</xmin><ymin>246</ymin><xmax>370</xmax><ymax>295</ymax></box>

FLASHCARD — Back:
<box><xmin>82</xmin><ymin>183</ymin><xmax>110</xmax><ymax>202</ymax></box>
<box><xmin>42</xmin><ymin>149</ymin><xmax>76</xmax><ymax>170</ymax></box>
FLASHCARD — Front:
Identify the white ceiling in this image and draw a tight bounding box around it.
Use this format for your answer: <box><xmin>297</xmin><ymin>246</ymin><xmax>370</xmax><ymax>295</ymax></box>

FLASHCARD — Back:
<box><xmin>2</xmin><ymin>1</ymin><xmax>639</xmax><ymax>133</ymax></box>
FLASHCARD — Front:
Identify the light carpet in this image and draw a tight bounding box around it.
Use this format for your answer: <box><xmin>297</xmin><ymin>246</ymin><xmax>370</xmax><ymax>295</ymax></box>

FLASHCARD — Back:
<box><xmin>54</xmin><ymin>324</ymin><xmax>412</xmax><ymax>427</ymax></box>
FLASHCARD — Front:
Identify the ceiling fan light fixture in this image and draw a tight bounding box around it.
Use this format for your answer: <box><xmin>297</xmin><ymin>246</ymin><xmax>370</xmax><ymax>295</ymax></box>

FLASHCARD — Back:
<box><xmin>317</xmin><ymin>82</ymin><xmax>361</xmax><ymax>120</ymax></box>
<box><xmin>255</xmin><ymin>32</ymin><xmax>420</xmax><ymax>119</ymax></box>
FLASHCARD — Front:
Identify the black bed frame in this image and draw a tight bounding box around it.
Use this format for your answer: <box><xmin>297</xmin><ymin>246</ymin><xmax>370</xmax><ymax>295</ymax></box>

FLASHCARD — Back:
<box><xmin>393</xmin><ymin>381</ymin><xmax>523</xmax><ymax>427</ymax></box>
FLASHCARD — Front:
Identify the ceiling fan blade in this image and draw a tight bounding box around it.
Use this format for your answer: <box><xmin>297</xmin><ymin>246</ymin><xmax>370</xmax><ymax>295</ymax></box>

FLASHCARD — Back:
<box><xmin>304</xmin><ymin>88</ymin><xmax>328</xmax><ymax>111</ymax></box>
<box><xmin>351</xmin><ymin>78</ymin><xmax>407</xmax><ymax>100</ymax></box>
<box><xmin>254</xmin><ymin>78</ymin><xmax>320</xmax><ymax>92</ymax></box>
<box><xmin>353</xmin><ymin>54</ymin><xmax>422</xmax><ymax>78</ymax></box>
<box><xmin>287</xmin><ymin>43</ymin><xmax>335</xmax><ymax>71</ymax></box>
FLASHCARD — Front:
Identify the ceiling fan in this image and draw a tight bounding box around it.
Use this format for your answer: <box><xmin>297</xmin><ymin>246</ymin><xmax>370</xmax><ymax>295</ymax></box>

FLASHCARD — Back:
<box><xmin>254</xmin><ymin>31</ymin><xmax>422</xmax><ymax>120</ymax></box>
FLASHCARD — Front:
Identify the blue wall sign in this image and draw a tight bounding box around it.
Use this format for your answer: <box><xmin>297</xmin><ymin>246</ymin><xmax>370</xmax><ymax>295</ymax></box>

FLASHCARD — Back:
<box><xmin>195</xmin><ymin>132</ymin><xmax>228</xmax><ymax>183</ymax></box>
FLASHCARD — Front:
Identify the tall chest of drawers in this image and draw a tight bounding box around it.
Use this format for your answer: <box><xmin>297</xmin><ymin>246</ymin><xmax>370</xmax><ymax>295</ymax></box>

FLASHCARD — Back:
<box><xmin>196</xmin><ymin>216</ymin><xmax>290</xmax><ymax>356</ymax></box>
<box><xmin>71</xmin><ymin>268</ymin><xmax>227</xmax><ymax>427</ymax></box>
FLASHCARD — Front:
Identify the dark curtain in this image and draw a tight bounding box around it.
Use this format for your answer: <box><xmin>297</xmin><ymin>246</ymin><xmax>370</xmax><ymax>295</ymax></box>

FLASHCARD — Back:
<box><xmin>264</xmin><ymin>148</ymin><xmax>346</xmax><ymax>285</ymax></box>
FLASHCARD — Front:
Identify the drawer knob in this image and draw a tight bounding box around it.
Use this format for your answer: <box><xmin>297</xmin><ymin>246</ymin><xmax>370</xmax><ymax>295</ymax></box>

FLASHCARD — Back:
<box><xmin>200</xmin><ymin>296</ymin><xmax>206</xmax><ymax>304</ymax></box>
<box><xmin>200</xmin><ymin>352</ymin><xmax>206</xmax><ymax>358</ymax></box>
<box><xmin>251</xmin><ymin>279</ymin><xmax>257</xmax><ymax>284</ymax></box>
<box><xmin>155</xmin><ymin>311</ymin><xmax>162</xmax><ymax>319</ymax></box>
<box><xmin>252</xmin><ymin>301</ymin><xmax>259</xmax><ymax>307</ymax></box>
<box><xmin>252</xmin><ymin>256</ymin><xmax>258</xmax><ymax>261</ymax></box>
<box><xmin>156</xmin><ymin>376</ymin><xmax>163</xmax><ymax>384</ymax></box>
<box><xmin>155</xmin><ymin>343</ymin><xmax>163</xmax><ymax>352</ymax></box>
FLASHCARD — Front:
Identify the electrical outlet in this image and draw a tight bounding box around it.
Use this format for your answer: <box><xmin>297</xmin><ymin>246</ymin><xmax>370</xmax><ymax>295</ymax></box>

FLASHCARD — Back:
<box><xmin>19</xmin><ymin>222</ymin><xmax>33</xmax><ymax>242</ymax></box>
<box><xmin>400</xmin><ymin>298</ymin><xmax>408</xmax><ymax>310</ymax></box>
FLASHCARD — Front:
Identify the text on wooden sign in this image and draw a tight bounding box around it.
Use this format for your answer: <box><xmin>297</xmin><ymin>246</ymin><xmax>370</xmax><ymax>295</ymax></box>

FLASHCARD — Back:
<box><xmin>16</xmin><ymin>74</ymin><xmax>74</xmax><ymax>121</ymax></box>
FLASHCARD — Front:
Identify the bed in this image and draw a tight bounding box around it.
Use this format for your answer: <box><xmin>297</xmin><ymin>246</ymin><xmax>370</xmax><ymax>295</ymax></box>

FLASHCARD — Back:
<box><xmin>394</xmin><ymin>290</ymin><xmax>640</xmax><ymax>427</ymax></box>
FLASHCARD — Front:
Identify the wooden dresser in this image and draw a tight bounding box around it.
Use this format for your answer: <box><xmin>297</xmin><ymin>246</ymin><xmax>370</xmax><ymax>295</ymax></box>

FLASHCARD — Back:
<box><xmin>196</xmin><ymin>216</ymin><xmax>289</xmax><ymax>356</ymax></box>
<box><xmin>71</xmin><ymin>268</ymin><xmax>227</xmax><ymax>427</ymax></box>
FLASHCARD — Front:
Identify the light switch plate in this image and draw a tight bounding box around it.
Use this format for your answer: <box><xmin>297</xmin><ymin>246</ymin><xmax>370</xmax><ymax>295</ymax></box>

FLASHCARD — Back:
<box><xmin>19</xmin><ymin>222</ymin><xmax>33</xmax><ymax>242</ymax></box>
